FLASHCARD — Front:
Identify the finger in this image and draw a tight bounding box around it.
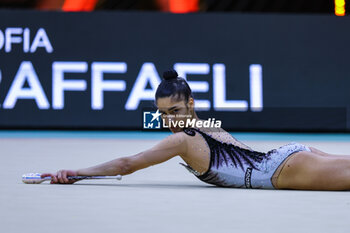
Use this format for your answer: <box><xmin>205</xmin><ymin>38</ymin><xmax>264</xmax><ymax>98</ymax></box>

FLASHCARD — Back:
<box><xmin>52</xmin><ymin>174</ymin><xmax>58</xmax><ymax>184</ymax></box>
<box><xmin>57</xmin><ymin>171</ymin><xmax>64</xmax><ymax>184</ymax></box>
<box><xmin>62</xmin><ymin>170</ymin><xmax>69</xmax><ymax>183</ymax></box>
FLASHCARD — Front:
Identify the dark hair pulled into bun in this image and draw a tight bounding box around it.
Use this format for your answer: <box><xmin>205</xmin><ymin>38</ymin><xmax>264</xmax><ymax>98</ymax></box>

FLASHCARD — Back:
<box><xmin>155</xmin><ymin>69</ymin><xmax>193</xmax><ymax>103</ymax></box>
<box><xmin>162</xmin><ymin>70</ymin><xmax>178</xmax><ymax>81</ymax></box>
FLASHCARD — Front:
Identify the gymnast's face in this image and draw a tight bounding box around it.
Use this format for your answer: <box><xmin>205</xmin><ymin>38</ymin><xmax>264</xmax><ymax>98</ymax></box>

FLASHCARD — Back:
<box><xmin>156</xmin><ymin>96</ymin><xmax>195</xmax><ymax>133</ymax></box>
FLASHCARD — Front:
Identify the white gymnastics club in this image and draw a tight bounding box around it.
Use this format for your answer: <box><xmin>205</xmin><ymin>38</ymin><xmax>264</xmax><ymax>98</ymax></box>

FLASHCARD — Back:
<box><xmin>22</xmin><ymin>173</ymin><xmax>122</xmax><ymax>184</ymax></box>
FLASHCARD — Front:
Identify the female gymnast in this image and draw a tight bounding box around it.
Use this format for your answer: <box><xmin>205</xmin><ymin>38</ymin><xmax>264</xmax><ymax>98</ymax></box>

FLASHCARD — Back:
<box><xmin>42</xmin><ymin>70</ymin><xmax>350</xmax><ymax>190</ymax></box>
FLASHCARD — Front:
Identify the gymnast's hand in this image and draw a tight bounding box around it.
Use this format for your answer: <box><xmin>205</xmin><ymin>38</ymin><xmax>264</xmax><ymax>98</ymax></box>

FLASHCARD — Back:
<box><xmin>41</xmin><ymin>170</ymin><xmax>79</xmax><ymax>184</ymax></box>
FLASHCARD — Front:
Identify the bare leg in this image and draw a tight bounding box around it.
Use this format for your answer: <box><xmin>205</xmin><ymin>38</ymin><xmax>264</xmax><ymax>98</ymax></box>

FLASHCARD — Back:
<box><xmin>276</xmin><ymin>151</ymin><xmax>350</xmax><ymax>190</ymax></box>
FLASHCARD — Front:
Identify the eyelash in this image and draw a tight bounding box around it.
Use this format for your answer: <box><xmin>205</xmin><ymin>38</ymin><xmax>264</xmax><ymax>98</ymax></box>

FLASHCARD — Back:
<box><xmin>161</xmin><ymin>109</ymin><xmax>179</xmax><ymax>116</ymax></box>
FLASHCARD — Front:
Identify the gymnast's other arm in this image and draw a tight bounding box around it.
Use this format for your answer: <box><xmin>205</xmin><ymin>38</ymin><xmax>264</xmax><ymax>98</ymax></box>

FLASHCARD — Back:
<box><xmin>41</xmin><ymin>132</ymin><xmax>188</xmax><ymax>184</ymax></box>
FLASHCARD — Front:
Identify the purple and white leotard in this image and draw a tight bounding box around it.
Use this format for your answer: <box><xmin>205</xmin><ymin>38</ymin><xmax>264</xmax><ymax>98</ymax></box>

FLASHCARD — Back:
<box><xmin>180</xmin><ymin>128</ymin><xmax>311</xmax><ymax>189</ymax></box>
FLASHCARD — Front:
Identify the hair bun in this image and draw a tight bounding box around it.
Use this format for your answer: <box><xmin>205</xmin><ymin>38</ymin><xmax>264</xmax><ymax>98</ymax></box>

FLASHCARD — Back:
<box><xmin>163</xmin><ymin>70</ymin><xmax>178</xmax><ymax>81</ymax></box>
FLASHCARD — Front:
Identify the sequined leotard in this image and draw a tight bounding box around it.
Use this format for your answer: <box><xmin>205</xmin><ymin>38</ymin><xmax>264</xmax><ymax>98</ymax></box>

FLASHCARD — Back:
<box><xmin>180</xmin><ymin>128</ymin><xmax>311</xmax><ymax>189</ymax></box>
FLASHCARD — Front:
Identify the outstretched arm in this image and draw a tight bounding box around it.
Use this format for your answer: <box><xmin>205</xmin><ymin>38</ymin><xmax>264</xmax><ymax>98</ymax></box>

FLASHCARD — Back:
<box><xmin>43</xmin><ymin>132</ymin><xmax>188</xmax><ymax>184</ymax></box>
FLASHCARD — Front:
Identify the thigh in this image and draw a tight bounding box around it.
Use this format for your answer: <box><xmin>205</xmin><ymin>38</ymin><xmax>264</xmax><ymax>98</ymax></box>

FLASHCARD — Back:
<box><xmin>276</xmin><ymin>151</ymin><xmax>350</xmax><ymax>190</ymax></box>
<box><xmin>271</xmin><ymin>153</ymin><xmax>295</xmax><ymax>188</ymax></box>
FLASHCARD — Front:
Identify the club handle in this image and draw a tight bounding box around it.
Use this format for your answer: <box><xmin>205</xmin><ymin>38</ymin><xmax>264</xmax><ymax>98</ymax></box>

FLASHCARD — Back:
<box><xmin>66</xmin><ymin>175</ymin><xmax>122</xmax><ymax>180</ymax></box>
<box><xmin>22</xmin><ymin>173</ymin><xmax>122</xmax><ymax>184</ymax></box>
